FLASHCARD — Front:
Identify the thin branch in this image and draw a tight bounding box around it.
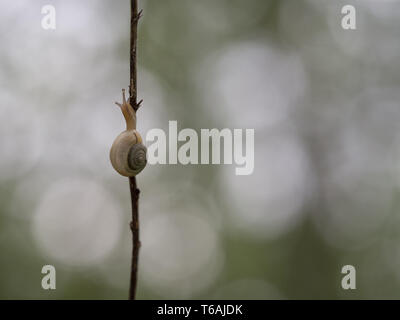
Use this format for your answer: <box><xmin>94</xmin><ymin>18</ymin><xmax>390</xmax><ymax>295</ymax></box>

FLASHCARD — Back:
<box><xmin>129</xmin><ymin>176</ymin><xmax>140</xmax><ymax>300</ymax></box>
<box><xmin>128</xmin><ymin>0</ymin><xmax>142</xmax><ymax>300</ymax></box>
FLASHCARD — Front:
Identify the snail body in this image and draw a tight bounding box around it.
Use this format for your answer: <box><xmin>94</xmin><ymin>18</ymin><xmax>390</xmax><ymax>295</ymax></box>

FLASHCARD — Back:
<box><xmin>110</xmin><ymin>89</ymin><xmax>147</xmax><ymax>177</ymax></box>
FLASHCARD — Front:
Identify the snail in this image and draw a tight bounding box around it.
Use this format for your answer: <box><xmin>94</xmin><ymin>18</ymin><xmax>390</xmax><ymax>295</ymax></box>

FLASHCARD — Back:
<box><xmin>110</xmin><ymin>89</ymin><xmax>147</xmax><ymax>177</ymax></box>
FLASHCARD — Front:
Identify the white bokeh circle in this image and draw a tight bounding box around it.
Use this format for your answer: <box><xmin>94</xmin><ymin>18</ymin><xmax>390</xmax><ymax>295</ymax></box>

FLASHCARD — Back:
<box><xmin>33</xmin><ymin>178</ymin><xmax>123</xmax><ymax>267</ymax></box>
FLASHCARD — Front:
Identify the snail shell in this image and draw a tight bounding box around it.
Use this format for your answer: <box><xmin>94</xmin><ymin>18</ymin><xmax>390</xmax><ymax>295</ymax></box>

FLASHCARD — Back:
<box><xmin>110</xmin><ymin>130</ymin><xmax>147</xmax><ymax>177</ymax></box>
<box><xmin>110</xmin><ymin>89</ymin><xmax>147</xmax><ymax>177</ymax></box>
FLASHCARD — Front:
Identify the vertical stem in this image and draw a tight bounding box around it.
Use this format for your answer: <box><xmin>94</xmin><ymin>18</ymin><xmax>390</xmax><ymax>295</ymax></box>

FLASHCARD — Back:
<box><xmin>129</xmin><ymin>0</ymin><xmax>141</xmax><ymax>300</ymax></box>
<box><xmin>129</xmin><ymin>176</ymin><xmax>140</xmax><ymax>300</ymax></box>
<box><xmin>129</xmin><ymin>0</ymin><xmax>138</xmax><ymax>107</ymax></box>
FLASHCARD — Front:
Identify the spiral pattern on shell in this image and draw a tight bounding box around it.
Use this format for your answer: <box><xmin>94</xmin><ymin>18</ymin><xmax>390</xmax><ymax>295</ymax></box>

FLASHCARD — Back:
<box><xmin>128</xmin><ymin>143</ymin><xmax>147</xmax><ymax>175</ymax></box>
<box><xmin>110</xmin><ymin>130</ymin><xmax>146</xmax><ymax>177</ymax></box>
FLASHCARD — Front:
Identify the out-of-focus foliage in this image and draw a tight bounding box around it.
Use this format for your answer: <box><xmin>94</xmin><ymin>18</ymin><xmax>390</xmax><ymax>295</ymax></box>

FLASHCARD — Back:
<box><xmin>0</xmin><ymin>0</ymin><xmax>400</xmax><ymax>299</ymax></box>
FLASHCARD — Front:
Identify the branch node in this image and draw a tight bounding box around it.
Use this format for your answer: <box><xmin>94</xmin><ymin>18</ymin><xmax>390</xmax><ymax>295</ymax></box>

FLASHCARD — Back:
<box><xmin>135</xmin><ymin>99</ymin><xmax>143</xmax><ymax>110</ymax></box>
<box><xmin>133</xmin><ymin>9</ymin><xmax>143</xmax><ymax>23</ymax></box>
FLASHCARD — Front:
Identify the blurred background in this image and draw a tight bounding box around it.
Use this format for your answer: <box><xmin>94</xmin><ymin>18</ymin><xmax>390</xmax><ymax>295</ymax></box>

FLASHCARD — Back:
<box><xmin>0</xmin><ymin>0</ymin><xmax>400</xmax><ymax>299</ymax></box>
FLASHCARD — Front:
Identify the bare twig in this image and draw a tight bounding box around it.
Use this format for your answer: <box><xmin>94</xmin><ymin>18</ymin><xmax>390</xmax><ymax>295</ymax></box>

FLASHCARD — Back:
<box><xmin>128</xmin><ymin>0</ymin><xmax>142</xmax><ymax>300</ymax></box>
<box><xmin>129</xmin><ymin>176</ymin><xmax>140</xmax><ymax>300</ymax></box>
